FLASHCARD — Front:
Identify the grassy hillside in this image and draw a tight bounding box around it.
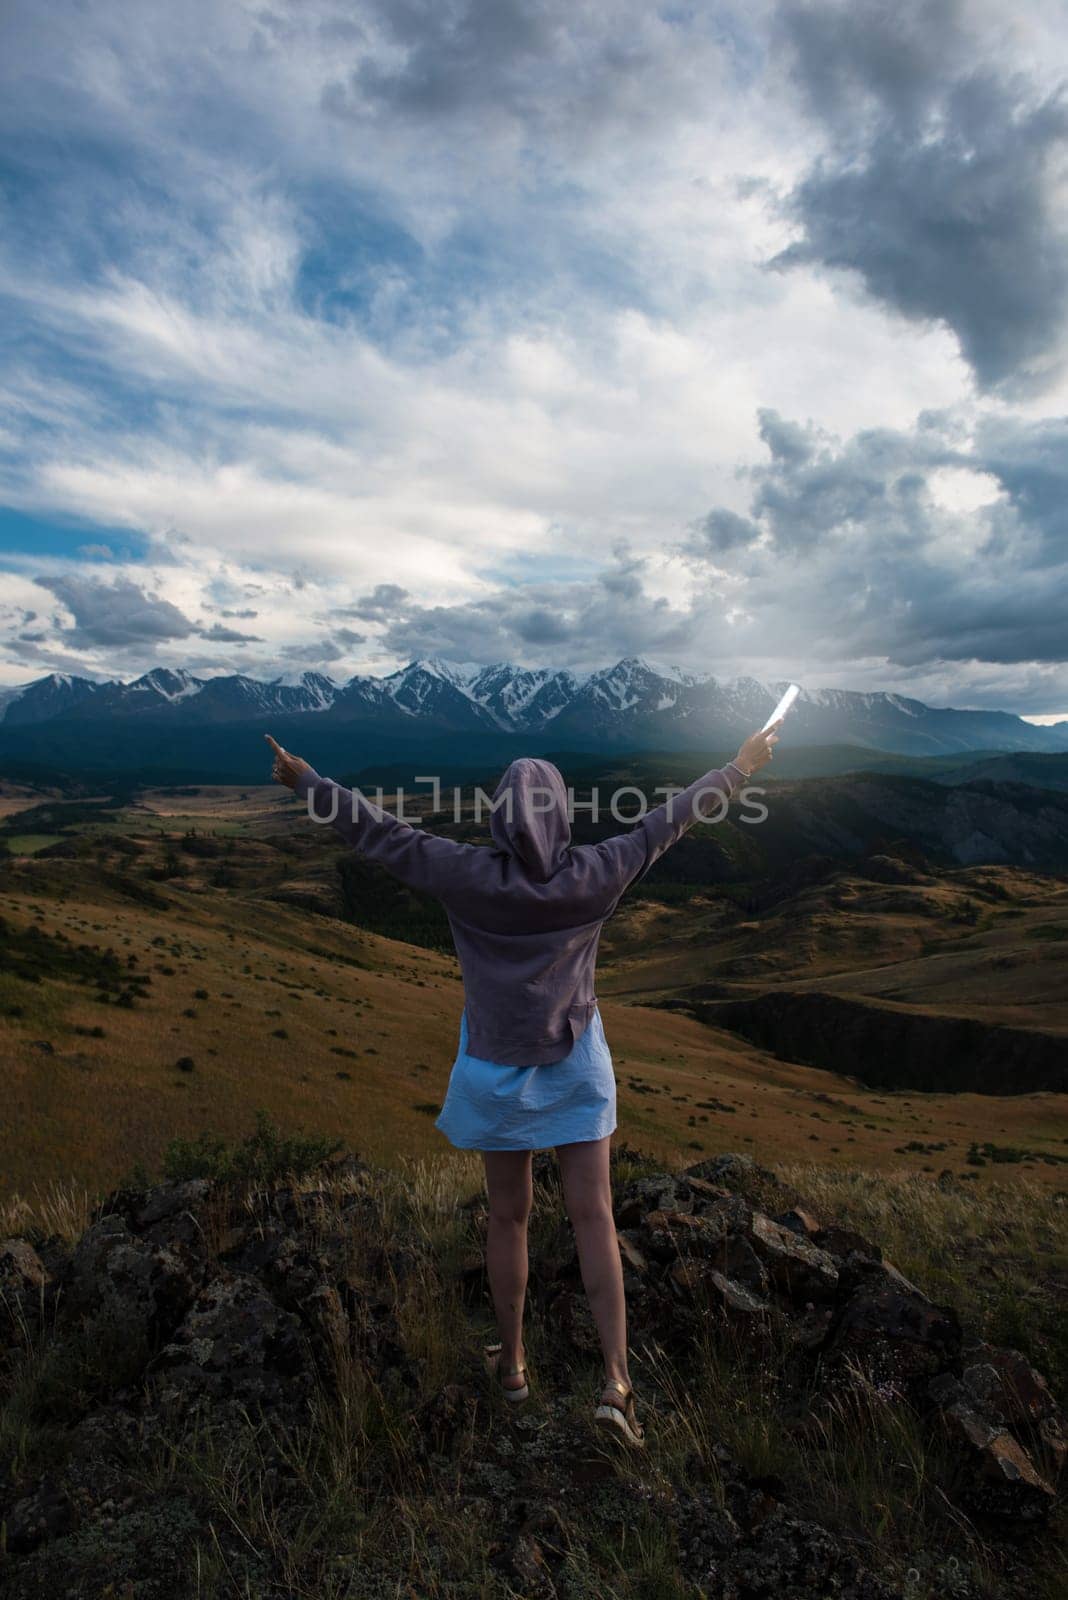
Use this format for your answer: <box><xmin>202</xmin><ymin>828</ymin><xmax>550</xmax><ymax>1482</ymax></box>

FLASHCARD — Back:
<box><xmin>0</xmin><ymin>782</ymin><xmax>1066</xmax><ymax>1201</ymax></box>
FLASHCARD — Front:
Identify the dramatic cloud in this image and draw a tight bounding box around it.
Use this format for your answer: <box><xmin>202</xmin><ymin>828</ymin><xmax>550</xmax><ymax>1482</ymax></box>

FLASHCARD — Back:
<box><xmin>772</xmin><ymin>0</ymin><xmax>1068</xmax><ymax>396</ymax></box>
<box><xmin>686</xmin><ymin>404</ymin><xmax>1068</xmax><ymax>671</ymax></box>
<box><xmin>36</xmin><ymin>574</ymin><xmax>201</xmax><ymax>649</ymax></box>
<box><xmin>332</xmin><ymin>585</ymin><xmax>412</xmax><ymax>623</ymax></box>
<box><xmin>0</xmin><ymin>1</ymin><xmax>1065</xmax><ymax>712</ymax></box>
<box><xmin>198</xmin><ymin>621</ymin><xmax>264</xmax><ymax>643</ymax></box>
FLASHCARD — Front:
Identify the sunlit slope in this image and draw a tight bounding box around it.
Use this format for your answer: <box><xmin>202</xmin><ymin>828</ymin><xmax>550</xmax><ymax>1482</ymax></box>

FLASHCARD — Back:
<box><xmin>600</xmin><ymin>860</ymin><xmax>1068</xmax><ymax>1028</ymax></box>
<box><xmin>2</xmin><ymin>850</ymin><xmax>1066</xmax><ymax>1197</ymax></box>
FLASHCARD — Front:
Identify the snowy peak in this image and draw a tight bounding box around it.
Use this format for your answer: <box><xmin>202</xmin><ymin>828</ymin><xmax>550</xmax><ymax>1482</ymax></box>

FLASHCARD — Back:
<box><xmin>393</xmin><ymin>658</ymin><xmax>482</xmax><ymax>691</ymax></box>
<box><xmin>131</xmin><ymin>668</ymin><xmax>204</xmax><ymax>703</ymax></box>
<box><xmin>466</xmin><ymin>664</ymin><xmax>582</xmax><ymax>729</ymax></box>
<box><xmin>0</xmin><ymin>672</ymin><xmax>101</xmax><ymax>727</ymax></box>
<box><xmin>267</xmin><ymin>670</ymin><xmax>338</xmax><ymax>711</ymax></box>
<box><xmin>380</xmin><ymin>660</ymin><xmax>499</xmax><ymax>728</ymax></box>
<box><xmin>0</xmin><ymin>659</ymin><xmax>1065</xmax><ymax>757</ymax></box>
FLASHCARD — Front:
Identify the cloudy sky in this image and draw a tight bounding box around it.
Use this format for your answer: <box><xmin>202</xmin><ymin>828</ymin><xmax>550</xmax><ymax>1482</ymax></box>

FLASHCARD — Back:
<box><xmin>2</xmin><ymin>0</ymin><xmax>1067</xmax><ymax>715</ymax></box>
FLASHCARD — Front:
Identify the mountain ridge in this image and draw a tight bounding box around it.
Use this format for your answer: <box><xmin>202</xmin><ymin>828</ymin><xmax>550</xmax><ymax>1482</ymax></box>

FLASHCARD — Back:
<box><xmin>2</xmin><ymin>656</ymin><xmax>1067</xmax><ymax>759</ymax></box>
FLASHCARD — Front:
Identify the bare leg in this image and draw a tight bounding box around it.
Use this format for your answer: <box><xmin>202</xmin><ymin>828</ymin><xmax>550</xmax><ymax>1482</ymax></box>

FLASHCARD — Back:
<box><xmin>482</xmin><ymin>1148</ymin><xmax>533</xmax><ymax>1391</ymax></box>
<box><xmin>555</xmin><ymin>1135</ymin><xmax>632</xmax><ymax>1410</ymax></box>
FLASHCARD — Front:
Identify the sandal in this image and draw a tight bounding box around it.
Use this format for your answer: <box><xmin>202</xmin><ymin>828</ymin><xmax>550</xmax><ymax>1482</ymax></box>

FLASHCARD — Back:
<box><xmin>483</xmin><ymin>1341</ymin><xmax>530</xmax><ymax>1403</ymax></box>
<box><xmin>594</xmin><ymin>1378</ymin><xmax>646</xmax><ymax>1448</ymax></box>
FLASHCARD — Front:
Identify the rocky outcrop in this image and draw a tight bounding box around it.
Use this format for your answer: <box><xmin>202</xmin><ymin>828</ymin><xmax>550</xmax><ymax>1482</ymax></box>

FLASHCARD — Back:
<box><xmin>0</xmin><ymin>1145</ymin><xmax>1063</xmax><ymax>1598</ymax></box>
<box><xmin>540</xmin><ymin>1149</ymin><xmax>1063</xmax><ymax>1530</ymax></box>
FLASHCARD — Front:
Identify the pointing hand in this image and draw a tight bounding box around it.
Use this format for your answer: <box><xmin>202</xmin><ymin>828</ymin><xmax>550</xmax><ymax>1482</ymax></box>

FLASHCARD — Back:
<box><xmin>265</xmin><ymin>733</ymin><xmax>311</xmax><ymax>791</ymax></box>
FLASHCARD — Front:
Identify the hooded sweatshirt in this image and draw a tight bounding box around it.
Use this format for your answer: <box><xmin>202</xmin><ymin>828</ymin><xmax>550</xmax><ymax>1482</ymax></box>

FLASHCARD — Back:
<box><xmin>294</xmin><ymin>755</ymin><xmax>749</xmax><ymax>1066</ymax></box>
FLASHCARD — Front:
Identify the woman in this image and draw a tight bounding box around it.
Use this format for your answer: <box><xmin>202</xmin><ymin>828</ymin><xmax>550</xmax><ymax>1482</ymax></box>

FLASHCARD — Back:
<box><xmin>266</xmin><ymin>720</ymin><xmax>780</xmax><ymax>1447</ymax></box>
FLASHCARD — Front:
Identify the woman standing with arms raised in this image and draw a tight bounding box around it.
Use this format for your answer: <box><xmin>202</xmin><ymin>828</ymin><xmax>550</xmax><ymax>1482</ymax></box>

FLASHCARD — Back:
<box><xmin>267</xmin><ymin>721</ymin><xmax>781</xmax><ymax>1446</ymax></box>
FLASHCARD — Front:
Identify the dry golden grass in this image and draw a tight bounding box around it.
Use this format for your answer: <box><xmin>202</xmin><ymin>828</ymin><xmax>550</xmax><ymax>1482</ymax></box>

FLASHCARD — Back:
<box><xmin>1</xmin><ymin>794</ymin><xmax>1066</xmax><ymax>1207</ymax></box>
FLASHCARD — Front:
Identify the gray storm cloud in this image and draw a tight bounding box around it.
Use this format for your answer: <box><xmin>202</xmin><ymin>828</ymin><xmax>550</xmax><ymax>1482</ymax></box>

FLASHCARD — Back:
<box><xmin>771</xmin><ymin>0</ymin><xmax>1068</xmax><ymax>397</ymax></box>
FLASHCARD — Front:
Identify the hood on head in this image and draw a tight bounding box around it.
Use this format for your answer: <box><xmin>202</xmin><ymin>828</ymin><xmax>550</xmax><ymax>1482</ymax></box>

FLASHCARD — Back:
<box><xmin>489</xmin><ymin>757</ymin><xmax>571</xmax><ymax>880</ymax></box>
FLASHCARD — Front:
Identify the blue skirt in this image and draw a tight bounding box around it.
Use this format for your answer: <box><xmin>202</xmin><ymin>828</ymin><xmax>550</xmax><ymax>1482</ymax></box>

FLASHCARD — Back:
<box><xmin>433</xmin><ymin>1005</ymin><xmax>617</xmax><ymax>1151</ymax></box>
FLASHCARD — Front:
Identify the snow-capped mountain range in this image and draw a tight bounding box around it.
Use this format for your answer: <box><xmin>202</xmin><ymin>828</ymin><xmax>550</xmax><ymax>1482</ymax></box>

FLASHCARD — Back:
<box><xmin>0</xmin><ymin>656</ymin><xmax>1065</xmax><ymax>758</ymax></box>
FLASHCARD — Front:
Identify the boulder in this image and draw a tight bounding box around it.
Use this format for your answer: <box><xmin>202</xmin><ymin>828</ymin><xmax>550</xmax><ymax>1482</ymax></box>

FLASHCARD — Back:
<box><xmin>1</xmin><ymin>1475</ymin><xmax>73</xmax><ymax>1554</ymax></box>
<box><xmin>147</xmin><ymin>1271</ymin><xmax>315</xmax><ymax>1419</ymax></box>
<box><xmin>614</xmin><ymin>1174</ymin><xmax>694</xmax><ymax>1228</ymax></box>
<box><xmin>708</xmin><ymin>1503</ymin><xmax>902</xmax><ymax>1598</ymax></box>
<box><xmin>746</xmin><ymin>1213</ymin><xmax>839</xmax><ymax>1303</ymax></box>
<box><xmin>812</xmin><ymin>1224</ymin><xmax>881</xmax><ymax>1262</ymax></box>
<box><xmin>706</xmin><ymin>1269</ymin><xmax>772</xmax><ymax>1322</ymax></box>
<box><xmin>413</xmin><ymin>1381</ymin><xmax>482</xmax><ymax>1456</ymax></box>
<box><xmin>775</xmin><ymin>1207</ymin><xmax>821</xmax><ymax>1237</ymax></box>
<box><xmin>929</xmin><ymin>1372</ymin><xmax>1056</xmax><ymax>1521</ymax></box>
<box><xmin>0</xmin><ymin>1236</ymin><xmax>48</xmax><ymax>1290</ymax></box>
<box><xmin>58</xmin><ymin>1213</ymin><xmax>203</xmax><ymax>1343</ymax></box>
<box><xmin>0</xmin><ymin>1237</ymin><xmax>49</xmax><ymax>1343</ymax></box>
<box><xmin>615</xmin><ymin>1229</ymin><xmax>651</xmax><ymax>1275</ymax></box>
<box><xmin>682</xmin><ymin>1152</ymin><xmax>774</xmax><ymax>1187</ymax></box>
<box><xmin>825</xmin><ymin>1282</ymin><xmax>962</xmax><ymax>1390</ymax></box>
<box><xmin>959</xmin><ymin>1342</ymin><xmax>1068</xmax><ymax>1478</ymax></box>
<box><xmin>639</xmin><ymin>1207</ymin><xmax>712</xmax><ymax>1262</ymax></box>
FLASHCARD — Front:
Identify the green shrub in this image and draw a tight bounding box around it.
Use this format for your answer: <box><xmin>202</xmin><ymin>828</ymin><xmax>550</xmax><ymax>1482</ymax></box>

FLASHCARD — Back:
<box><xmin>160</xmin><ymin>1109</ymin><xmax>342</xmax><ymax>1185</ymax></box>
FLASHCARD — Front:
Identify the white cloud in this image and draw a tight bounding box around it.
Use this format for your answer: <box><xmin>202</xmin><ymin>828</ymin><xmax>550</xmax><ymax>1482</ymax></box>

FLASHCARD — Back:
<box><xmin>0</xmin><ymin>0</ymin><xmax>1064</xmax><ymax>711</ymax></box>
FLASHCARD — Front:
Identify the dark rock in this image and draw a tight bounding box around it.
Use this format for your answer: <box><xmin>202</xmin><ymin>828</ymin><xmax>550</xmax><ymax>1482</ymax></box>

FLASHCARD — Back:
<box><xmin>146</xmin><ymin>1271</ymin><xmax>315</xmax><ymax>1418</ymax></box>
<box><xmin>301</xmin><ymin>1281</ymin><xmax>350</xmax><ymax>1366</ymax></box>
<box><xmin>711</xmin><ymin>1503</ymin><xmax>903</xmax><ymax>1597</ymax></box>
<box><xmin>502</xmin><ymin>1532</ymin><xmax>556</xmax><ymax>1598</ymax></box>
<box><xmin>929</xmin><ymin>1372</ymin><xmax>1056</xmax><ymax>1521</ymax></box>
<box><xmin>261</xmin><ymin>1228</ymin><xmax>334</xmax><ymax>1311</ymax></box>
<box><xmin>825</xmin><ymin>1282</ymin><xmax>962</xmax><ymax>1390</ymax></box>
<box><xmin>0</xmin><ymin>1237</ymin><xmax>49</xmax><ymax>1343</ymax></box>
<box><xmin>614</xmin><ymin>1175</ymin><xmax>693</xmax><ymax>1228</ymax></box>
<box><xmin>616</xmin><ymin>1228</ymin><xmax>650</xmax><ymax>1275</ymax></box>
<box><xmin>775</xmin><ymin>1207</ymin><xmax>821</xmax><ymax>1237</ymax></box>
<box><xmin>694</xmin><ymin>1192</ymin><xmax>754</xmax><ymax>1236</ymax></box>
<box><xmin>715</xmin><ymin>1233</ymin><xmax>770</xmax><ymax>1295</ymax></box>
<box><xmin>812</xmin><ymin>1223</ymin><xmax>882</xmax><ymax>1262</ymax></box>
<box><xmin>638</xmin><ymin>1207</ymin><xmax>706</xmax><ymax>1261</ymax></box>
<box><xmin>336</xmin><ymin>1282</ymin><xmax>419</xmax><ymax>1391</ymax></box>
<box><xmin>746</xmin><ymin>1212</ymin><xmax>839</xmax><ymax>1303</ymax></box>
<box><xmin>960</xmin><ymin>1342</ymin><xmax>1068</xmax><ymax>1479</ymax></box>
<box><xmin>667</xmin><ymin>1259</ymin><xmax>772</xmax><ymax>1323</ymax></box>
<box><xmin>2</xmin><ymin>1475</ymin><xmax>73</xmax><ymax>1553</ymax></box>
<box><xmin>133</xmin><ymin>1177</ymin><xmax>213</xmax><ymax>1229</ymax></box>
<box><xmin>547</xmin><ymin>1285</ymin><xmax>602</xmax><ymax>1354</ymax></box>
<box><xmin>681</xmin><ymin>1174</ymin><xmax>734</xmax><ymax>1202</ymax></box>
<box><xmin>0</xmin><ymin>1237</ymin><xmax>48</xmax><ymax>1290</ymax></box>
<box><xmin>3</xmin><ymin>1144</ymin><xmax>1061</xmax><ymax>1594</ymax></box>
<box><xmin>58</xmin><ymin>1213</ymin><xmax>203</xmax><ymax>1343</ymax></box>
<box><xmin>413</xmin><ymin>1381</ymin><xmax>482</xmax><ymax>1455</ymax></box>
<box><xmin>682</xmin><ymin>1152</ymin><xmax>766</xmax><ymax>1185</ymax></box>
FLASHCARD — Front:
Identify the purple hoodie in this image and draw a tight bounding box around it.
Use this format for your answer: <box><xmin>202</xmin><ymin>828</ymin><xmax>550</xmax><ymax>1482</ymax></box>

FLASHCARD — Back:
<box><xmin>295</xmin><ymin>755</ymin><xmax>749</xmax><ymax>1065</ymax></box>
